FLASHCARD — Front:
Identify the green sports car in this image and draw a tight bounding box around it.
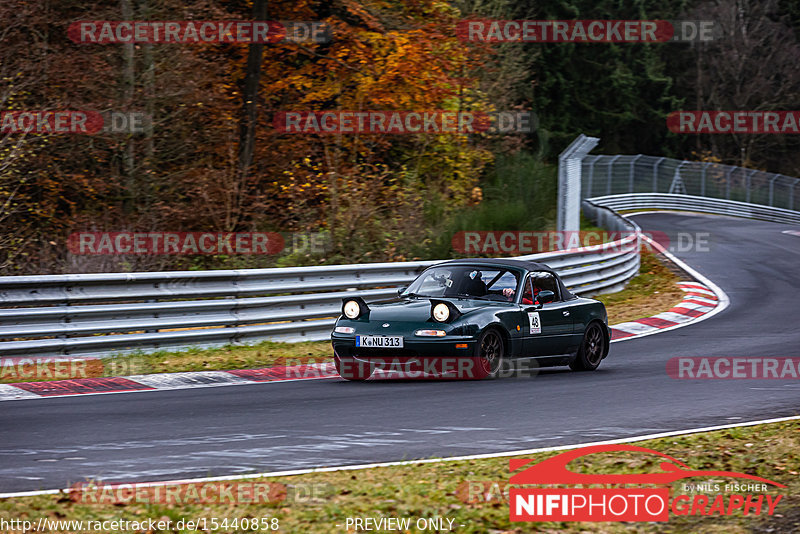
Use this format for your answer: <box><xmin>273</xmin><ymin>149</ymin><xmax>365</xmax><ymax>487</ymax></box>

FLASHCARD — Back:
<box><xmin>331</xmin><ymin>258</ymin><xmax>610</xmax><ymax>380</ymax></box>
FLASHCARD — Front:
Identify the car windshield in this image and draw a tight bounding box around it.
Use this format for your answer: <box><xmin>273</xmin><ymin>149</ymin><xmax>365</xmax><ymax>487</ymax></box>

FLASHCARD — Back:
<box><xmin>403</xmin><ymin>265</ymin><xmax>520</xmax><ymax>300</ymax></box>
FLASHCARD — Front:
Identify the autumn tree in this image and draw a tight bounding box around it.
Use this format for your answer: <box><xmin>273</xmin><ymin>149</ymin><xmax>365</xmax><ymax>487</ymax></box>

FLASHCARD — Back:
<box><xmin>680</xmin><ymin>0</ymin><xmax>800</xmax><ymax>173</ymax></box>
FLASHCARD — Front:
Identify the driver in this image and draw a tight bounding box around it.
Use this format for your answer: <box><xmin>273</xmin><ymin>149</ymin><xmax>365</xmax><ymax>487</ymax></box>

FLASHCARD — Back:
<box><xmin>461</xmin><ymin>270</ymin><xmax>487</xmax><ymax>297</ymax></box>
<box><xmin>502</xmin><ymin>283</ymin><xmax>538</xmax><ymax>305</ymax></box>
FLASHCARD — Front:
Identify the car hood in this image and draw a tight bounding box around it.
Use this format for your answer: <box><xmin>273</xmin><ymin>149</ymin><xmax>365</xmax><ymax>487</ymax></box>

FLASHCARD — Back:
<box><xmin>364</xmin><ymin>297</ymin><xmax>512</xmax><ymax>322</ymax></box>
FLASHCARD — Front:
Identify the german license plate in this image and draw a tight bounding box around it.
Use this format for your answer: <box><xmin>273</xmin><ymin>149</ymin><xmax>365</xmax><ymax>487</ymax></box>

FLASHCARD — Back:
<box><xmin>356</xmin><ymin>335</ymin><xmax>403</xmax><ymax>348</ymax></box>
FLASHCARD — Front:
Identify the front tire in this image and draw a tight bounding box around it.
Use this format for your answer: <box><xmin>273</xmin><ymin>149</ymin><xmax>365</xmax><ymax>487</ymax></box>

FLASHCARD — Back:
<box><xmin>570</xmin><ymin>321</ymin><xmax>607</xmax><ymax>371</ymax></box>
<box><xmin>335</xmin><ymin>354</ymin><xmax>373</xmax><ymax>381</ymax></box>
<box><xmin>472</xmin><ymin>328</ymin><xmax>505</xmax><ymax>379</ymax></box>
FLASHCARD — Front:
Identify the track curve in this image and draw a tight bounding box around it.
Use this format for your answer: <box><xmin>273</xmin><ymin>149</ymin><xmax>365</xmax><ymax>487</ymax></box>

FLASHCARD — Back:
<box><xmin>1</xmin><ymin>213</ymin><xmax>799</xmax><ymax>493</ymax></box>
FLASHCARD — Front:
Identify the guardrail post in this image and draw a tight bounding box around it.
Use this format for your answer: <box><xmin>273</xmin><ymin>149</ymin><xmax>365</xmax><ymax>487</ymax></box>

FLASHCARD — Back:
<box><xmin>669</xmin><ymin>162</ymin><xmax>687</xmax><ymax>194</ymax></box>
<box><xmin>725</xmin><ymin>168</ymin><xmax>733</xmax><ymax>199</ymax></box>
<box><xmin>59</xmin><ymin>302</ymin><xmax>69</xmax><ymax>353</ymax></box>
<box><xmin>629</xmin><ymin>155</ymin><xmax>641</xmax><ymax>193</ymax></box>
<box><xmin>653</xmin><ymin>157</ymin><xmax>663</xmax><ymax>192</ymax></box>
<box><xmin>701</xmin><ymin>163</ymin><xmax>708</xmax><ymax>196</ymax></box>
<box><xmin>229</xmin><ymin>274</ymin><xmax>241</xmax><ymax>345</ymax></box>
<box><xmin>557</xmin><ymin>134</ymin><xmax>600</xmax><ymax>232</ymax></box>
<box><xmin>769</xmin><ymin>174</ymin><xmax>779</xmax><ymax>206</ymax></box>
<box><xmin>146</xmin><ymin>298</ymin><xmax>157</xmax><ymax>333</ymax></box>
<box><xmin>606</xmin><ymin>155</ymin><xmax>620</xmax><ymax>195</ymax></box>
<box><xmin>792</xmin><ymin>179</ymin><xmax>799</xmax><ymax>211</ymax></box>
<box><xmin>586</xmin><ymin>155</ymin><xmax>596</xmax><ymax>198</ymax></box>
<box><xmin>746</xmin><ymin>169</ymin><xmax>755</xmax><ymax>204</ymax></box>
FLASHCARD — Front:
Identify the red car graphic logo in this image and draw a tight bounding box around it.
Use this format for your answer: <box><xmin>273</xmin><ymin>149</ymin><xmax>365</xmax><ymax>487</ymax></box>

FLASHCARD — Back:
<box><xmin>510</xmin><ymin>444</ymin><xmax>785</xmax><ymax>487</ymax></box>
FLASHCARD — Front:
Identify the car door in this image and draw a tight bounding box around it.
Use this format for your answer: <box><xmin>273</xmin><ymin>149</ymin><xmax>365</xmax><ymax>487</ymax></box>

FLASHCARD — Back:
<box><xmin>522</xmin><ymin>272</ymin><xmax>574</xmax><ymax>356</ymax></box>
<box><xmin>482</xmin><ymin>269</ymin><xmax>529</xmax><ymax>356</ymax></box>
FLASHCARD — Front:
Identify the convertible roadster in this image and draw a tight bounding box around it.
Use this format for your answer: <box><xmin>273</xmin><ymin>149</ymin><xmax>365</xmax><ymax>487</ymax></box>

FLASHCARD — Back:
<box><xmin>331</xmin><ymin>258</ymin><xmax>610</xmax><ymax>380</ymax></box>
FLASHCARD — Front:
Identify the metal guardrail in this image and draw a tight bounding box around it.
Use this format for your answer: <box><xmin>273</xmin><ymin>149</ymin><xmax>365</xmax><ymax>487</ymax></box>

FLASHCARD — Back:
<box><xmin>0</xmin><ymin>222</ymin><xmax>641</xmax><ymax>357</ymax></box>
<box><xmin>586</xmin><ymin>193</ymin><xmax>800</xmax><ymax>225</ymax></box>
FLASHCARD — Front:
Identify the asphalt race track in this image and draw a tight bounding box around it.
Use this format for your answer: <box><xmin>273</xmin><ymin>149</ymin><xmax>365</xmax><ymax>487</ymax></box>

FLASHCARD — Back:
<box><xmin>2</xmin><ymin>213</ymin><xmax>799</xmax><ymax>493</ymax></box>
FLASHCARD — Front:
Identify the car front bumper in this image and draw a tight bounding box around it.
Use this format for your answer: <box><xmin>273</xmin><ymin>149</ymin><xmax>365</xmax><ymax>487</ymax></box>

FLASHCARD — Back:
<box><xmin>332</xmin><ymin>333</ymin><xmax>479</xmax><ymax>369</ymax></box>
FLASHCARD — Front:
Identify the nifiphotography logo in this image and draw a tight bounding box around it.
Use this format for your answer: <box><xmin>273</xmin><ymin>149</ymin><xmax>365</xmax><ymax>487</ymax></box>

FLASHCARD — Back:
<box><xmin>509</xmin><ymin>444</ymin><xmax>785</xmax><ymax>522</ymax></box>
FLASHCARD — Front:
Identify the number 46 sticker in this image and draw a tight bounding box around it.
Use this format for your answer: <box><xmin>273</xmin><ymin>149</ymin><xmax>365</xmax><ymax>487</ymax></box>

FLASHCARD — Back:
<box><xmin>528</xmin><ymin>312</ymin><xmax>541</xmax><ymax>334</ymax></box>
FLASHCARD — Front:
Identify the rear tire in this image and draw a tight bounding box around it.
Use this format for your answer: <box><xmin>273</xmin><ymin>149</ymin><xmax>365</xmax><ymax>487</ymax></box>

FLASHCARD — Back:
<box><xmin>570</xmin><ymin>322</ymin><xmax>606</xmax><ymax>371</ymax></box>
<box><xmin>472</xmin><ymin>328</ymin><xmax>505</xmax><ymax>379</ymax></box>
<box><xmin>335</xmin><ymin>354</ymin><xmax>373</xmax><ymax>381</ymax></box>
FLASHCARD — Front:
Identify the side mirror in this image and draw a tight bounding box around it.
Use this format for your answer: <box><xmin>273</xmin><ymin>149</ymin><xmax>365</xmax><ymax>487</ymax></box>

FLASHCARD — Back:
<box><xmin>397</xmin><ymin>286</ymin><xmax>407</xmax><ymax>296</ymax></box>
<box><xmin>537</xmin><ymin>290</ymin><xmax>555</xmax><ymax>304</ymax></box>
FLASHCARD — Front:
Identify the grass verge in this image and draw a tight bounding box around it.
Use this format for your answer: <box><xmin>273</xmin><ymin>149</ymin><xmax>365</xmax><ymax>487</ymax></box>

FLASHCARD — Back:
<box><xmin>1</xmin><ymin>419</ymin><xmax>796</xmax><ymax>533</ymax></box>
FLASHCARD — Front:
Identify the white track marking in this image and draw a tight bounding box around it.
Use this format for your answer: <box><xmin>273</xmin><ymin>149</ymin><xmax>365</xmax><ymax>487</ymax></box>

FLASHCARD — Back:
<box><xmin>671</xmin><ymin>302</ymin><xmax>714</xmax><ymax>312</ymax></box>
<box><xmin>651</xmin><ymin>311</ymin><xmax>693</xmax><ymax>323</ymax></box>
<box><xmin>0</xmin><ymin>384</ymin><xmax>41</xmax><ymax>401</ymax></box>
<box><xmin>127</xmin><ymin>371</ymin><xmax>252</xmax><ymax>389</ymax></box>
<box><xmin>679</xmin><ymin>287</ymin><xmax>716</xmax><ymax>298</ymax></box>
<box><xmin>679</xmin><ymin>295</ymin><xmax>718</xmax><ymax>305</ymax></box>
<box><xmin>677</xmin><ymin>282</ymin><xmax>709</xmax><ymax>290</ymax></box>
<box><xmin>611</xmin><ymin>321</ymin><xmax>659</xmax><ymax>334</ymax></box>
